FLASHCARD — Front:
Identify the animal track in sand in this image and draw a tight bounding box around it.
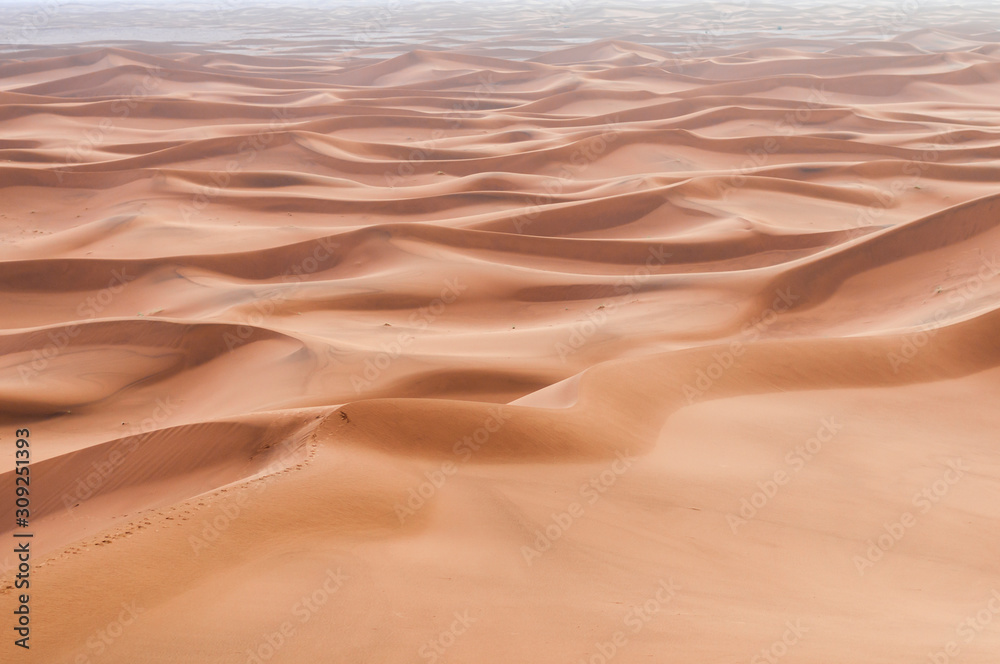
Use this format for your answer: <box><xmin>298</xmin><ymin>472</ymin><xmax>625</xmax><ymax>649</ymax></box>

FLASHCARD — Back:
<box><xmin>29</xmin><ymin>430</ymin><xmax>323</xmax><ymax>569</ymax></box>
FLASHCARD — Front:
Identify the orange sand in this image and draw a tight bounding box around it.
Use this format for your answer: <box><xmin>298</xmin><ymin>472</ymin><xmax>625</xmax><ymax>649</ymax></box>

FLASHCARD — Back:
<box><xmin>3</xmin><ymin>1</ymin><xmax>1000</xmax><ymax>662</ymax></box>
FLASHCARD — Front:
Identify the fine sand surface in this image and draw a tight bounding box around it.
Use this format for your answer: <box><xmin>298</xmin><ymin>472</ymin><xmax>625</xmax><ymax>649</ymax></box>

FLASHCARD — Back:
<box><xmin>3</xmin><ymin>1</ymin><xmax>1000</xmax><ymax>662</ymax></box>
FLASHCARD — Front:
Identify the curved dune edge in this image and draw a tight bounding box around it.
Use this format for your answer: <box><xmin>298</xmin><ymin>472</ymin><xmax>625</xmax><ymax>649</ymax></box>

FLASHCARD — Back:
<box><xmin>3</xmin><ymin>2</ymin><xmax>1000</xmax><ymax>662</ymax></box>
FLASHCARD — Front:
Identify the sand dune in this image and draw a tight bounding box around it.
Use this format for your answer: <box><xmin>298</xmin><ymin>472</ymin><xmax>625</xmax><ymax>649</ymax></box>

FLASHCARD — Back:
<box><xmin>2</xmin><ymin>1</ymin><xmax>1000</xmax><ymax>662</ymax></box>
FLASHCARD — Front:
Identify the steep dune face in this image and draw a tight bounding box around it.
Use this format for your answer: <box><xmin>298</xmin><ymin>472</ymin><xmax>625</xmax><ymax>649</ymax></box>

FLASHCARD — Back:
<box><xmin>2</xmin><ymin>1</ymin><xmax>1000</xmax><ymax>662</ymax></box>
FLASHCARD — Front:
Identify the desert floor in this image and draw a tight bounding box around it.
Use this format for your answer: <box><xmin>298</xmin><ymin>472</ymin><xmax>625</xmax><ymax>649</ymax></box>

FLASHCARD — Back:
<box><xmin>2</xmin><ymin>1</ymin><xmax>1000</xmax><ymax>662</ymax></box>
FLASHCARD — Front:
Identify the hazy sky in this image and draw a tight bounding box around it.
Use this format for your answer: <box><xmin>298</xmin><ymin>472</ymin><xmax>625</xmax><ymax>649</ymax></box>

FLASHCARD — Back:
<box><xmin>0</xmin><ymin>0</ymin><xmax>970</xmax><ymax>5</ymax></box>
